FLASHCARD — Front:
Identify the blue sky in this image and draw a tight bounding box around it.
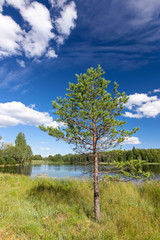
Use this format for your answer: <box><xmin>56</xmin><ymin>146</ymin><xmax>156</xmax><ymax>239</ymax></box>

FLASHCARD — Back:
<box><xmin>0</xmin><ymin>0</ymin><xmax>160</xmax><ymax>156</ymax></box>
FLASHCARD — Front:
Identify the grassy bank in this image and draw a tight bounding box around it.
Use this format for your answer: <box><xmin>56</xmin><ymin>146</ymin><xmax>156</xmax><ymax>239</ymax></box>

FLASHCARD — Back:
<box><xmin>0</xmin><ymin>174</ymin><xmax>159</xmax><ymax>239</ymax></box>
<box><xmin>0</xmin><ymin>163</ymin><xmax>21</xmax><ymax>167</ymax></box>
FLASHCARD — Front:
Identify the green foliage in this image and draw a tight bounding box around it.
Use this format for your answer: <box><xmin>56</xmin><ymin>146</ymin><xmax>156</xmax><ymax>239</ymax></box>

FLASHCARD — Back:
<box><xmin>39</xmin><ymin>65</ymin><xmax>139</xmax><ymax>154</ymax></box>
<box><xmin>47</xmin><ymin>148</ymin><xmax>160</xmax><ymax>165</ymax></box>
<box><xmin>102</xmin><ymin>159</ymin><xmax>151</xmax><ymax>182</ymax></box>
<box><xmin>102</xmin><ymin>148</ymin><xmax>160</xmax><ymax>163</ymax></box>
<box><xmin>15</xmin><ymin>132</ymin><xmax>33</xmax><ymax>163</ymax></box>
<box><xmin>15</xmin><ymin>132</ymin><xmax>27</xmax><ymax>147</ymax></box>
<box><xmin>39</xmin><ymin>66</ymin><xmax>142</xmax><ymax>182</ymax></box>
<box><xmin>0</xmin><ymin>133</ymin><xmax>33</xmax><ymax>165</ymax></box>
<box><xmin>0</xmin><ymin>174</ymin><xmax>159</xmax><ymax>239</ymax></box>
<box><xmin>0</xmin><ymin>157</ymin><xmax>5</xmax><ymax>165</ymax></box>
<box><xmin>33</xmin><ymin>154</ymin><xmax>43</xmax><ymax>160</ymax></box>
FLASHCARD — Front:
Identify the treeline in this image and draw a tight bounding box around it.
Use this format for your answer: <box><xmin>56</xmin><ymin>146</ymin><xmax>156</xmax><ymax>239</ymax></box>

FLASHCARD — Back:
<box><xmin>33</xmin><ymin>147</ymin><xmax>160</xmax><ymax>164</ymax></box>
<box><xmin>0</xmin><ymin>133</ymin><xmax>33</xmax><ymax>165</ymax></box>
<box><xmin>101</xmin><ymin>147</ymin><xmax>160</xmax><ymax>163</ymax></box>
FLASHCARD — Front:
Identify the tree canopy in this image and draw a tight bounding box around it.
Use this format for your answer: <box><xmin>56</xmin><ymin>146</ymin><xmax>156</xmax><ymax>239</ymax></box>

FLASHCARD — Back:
<box><xmin>40</xmin><ymin>65</ymin><xmax>138</xmax><ymax>154</ymax></box>
<box><xmin>39</xmin><ymin>65</ymin><xmax>141</xmax><ymax>220</ymax></box>
<box><xmin>0</xmin><ymin>132</ymin><xmax>33</xmax><ymax>165</ymax></box>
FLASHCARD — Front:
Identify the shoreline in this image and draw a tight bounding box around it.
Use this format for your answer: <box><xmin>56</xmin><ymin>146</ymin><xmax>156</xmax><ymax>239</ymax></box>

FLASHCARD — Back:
<box><xmin>0</xmin><ymin>161</ymin><xmax>160</xmax><ymax>167</ymax></box>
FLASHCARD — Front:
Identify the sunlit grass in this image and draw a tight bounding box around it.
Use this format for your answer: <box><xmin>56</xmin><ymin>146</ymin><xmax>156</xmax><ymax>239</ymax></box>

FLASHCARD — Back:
<box><xmin>0</xmin><ymin>174</ymin><xmax>159</xmax><ymax>239</ymax></box>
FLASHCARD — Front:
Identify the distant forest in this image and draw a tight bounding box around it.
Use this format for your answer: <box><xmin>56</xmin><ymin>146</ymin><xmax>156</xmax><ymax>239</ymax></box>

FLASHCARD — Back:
<box><xmin>1</xmin><ymin>132</ymin><xmax>160</xmax><ymax>166</ymax></box>
<box><xmin>34</xmin><ymin>147</ymin><xmax>160</xmax><ymax>164</ymax></box>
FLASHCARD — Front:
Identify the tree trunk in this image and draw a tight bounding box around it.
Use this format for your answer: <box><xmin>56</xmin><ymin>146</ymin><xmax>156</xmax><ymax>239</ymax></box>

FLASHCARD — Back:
<box><xmin>93</xmin><ymin>119</ymin><xmax>100</xmax><ymax>221</ymax></box>
<box><xmin>94</xmin><ymin>148</ymin><xmax>100</xmax><ymax>221</ymax></box>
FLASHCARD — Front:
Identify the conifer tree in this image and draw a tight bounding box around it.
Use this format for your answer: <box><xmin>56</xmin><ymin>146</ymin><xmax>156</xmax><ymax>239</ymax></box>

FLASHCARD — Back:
<box><xmin>39</xmin><ymin>65</ymin><xmax>139</xmax><ymax>221</ymax></box>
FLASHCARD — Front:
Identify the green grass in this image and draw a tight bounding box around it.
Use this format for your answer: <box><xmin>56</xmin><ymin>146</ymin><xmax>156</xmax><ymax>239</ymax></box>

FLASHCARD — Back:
<box><xmin>0</xmin><ymin>174</ymin><xmax>159</xmax><ymax>239</ymax></box>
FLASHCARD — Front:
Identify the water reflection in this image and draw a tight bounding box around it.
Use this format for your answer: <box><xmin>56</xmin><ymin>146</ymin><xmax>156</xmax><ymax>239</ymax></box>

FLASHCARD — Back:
<box><xmin>143</xmin><ymin>164</ymin><xmax>160</xmax><ymax>177</ymax></box>
<box><xmin>0</xmin><ymin>164</ymin><xmax>32</xmax><ymax>176</ymax></box>
<box><xmin>0</xmin><ymin>164</ymin><xmax>159</xmax><ymax>179</ymax></box>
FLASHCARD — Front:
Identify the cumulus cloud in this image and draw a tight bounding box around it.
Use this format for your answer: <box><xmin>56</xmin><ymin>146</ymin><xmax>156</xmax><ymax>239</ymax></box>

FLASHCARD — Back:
<box><xmin>124</xmin><ymin>112</ymin><xmax>141</xmax><ymax>119</ymax></box>
<box><xmin>55</xmin><ymin>1</ymin><xmax>77</xmax><ymax>37</ymax></box>
<box><xmin>0</xmin><ymin>101</ymin><xmax>63</xmax><ymax>128</ymax></box>
<box><xmin>0</xmin><ymin>13</ymin><xmax>23</xmax><ymax>57</ymax></box>
<box><xmin>124</xmin><ymin>92</ymin><xmax>160</xmax><ymax>118</ymax></box>
<box><xmin>122</xmin><ymin>137</ymin><xmax>141</xmax><ymax>145</ymax></box>
<box><xmin>125</xmin><ymin>93</ymin><xmax>157</xmax><ymax>110</ymax></box>
<box><xmin>137</xmin><ymin>100</ymin><xmax>160</xmax><ymax>118</ymax></box>
<box><xmin>0</xmin><ymin>0</ymin><xmax>5</xmax><ymax>12</ymax></box>
<box><xmin>5</xmin><ymin>0</ymin><xmax>54</xmax><ymax>58</ymax></box>
<box><xmin>0</xmin><ymin>0</ymin><xmax>77</xmax><ymax>60</ymax></box>
<box><xmin>21</xmin><ymin>1</ymin><xmax>54</xmax><ymax>58</ymax></box>
<box><xmin>46</xmin><ymin>48</ymin><xmax>58</xmax><ymax>58</ymax></box>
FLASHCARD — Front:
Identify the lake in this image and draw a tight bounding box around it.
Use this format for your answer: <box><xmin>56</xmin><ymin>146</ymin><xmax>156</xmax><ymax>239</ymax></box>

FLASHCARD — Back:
<box><xmin>0</xmin><ymin>163</ymin><xmax>160</xmax><ymax>180</ymax></box>
<box><xmin>0</xmin><ymin>164</ymin><xmax>92</xmax><ymax>178</ymax></box>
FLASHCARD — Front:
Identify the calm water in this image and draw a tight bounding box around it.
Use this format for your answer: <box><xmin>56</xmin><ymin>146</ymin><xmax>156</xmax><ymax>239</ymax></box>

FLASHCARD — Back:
<box><xmin>0</xmin><ymin>163</ymin><xmax>160</xmax><ymax>180</ymax></box>
<box><xmin>0</xmin><ymin>164</ymin><xmax>92</xmax><ymax>178</ymax></box>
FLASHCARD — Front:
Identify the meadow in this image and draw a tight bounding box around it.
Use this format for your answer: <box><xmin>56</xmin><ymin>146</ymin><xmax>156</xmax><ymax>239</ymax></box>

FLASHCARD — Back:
<box><xmin>0</xmin><ymin>174</ymin><xmax>159</xmax><ymax>240</ymax></box>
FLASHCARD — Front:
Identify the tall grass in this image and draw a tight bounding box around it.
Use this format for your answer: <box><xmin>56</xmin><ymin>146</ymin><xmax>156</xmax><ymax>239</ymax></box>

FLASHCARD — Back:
<box><xmin>0</xmin><ymin>174</ymin><xmax>159</xmax><ymax>239</ymax></box>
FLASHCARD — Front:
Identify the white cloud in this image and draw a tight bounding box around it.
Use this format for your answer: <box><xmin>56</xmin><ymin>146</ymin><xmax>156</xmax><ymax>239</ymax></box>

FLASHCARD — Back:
<box><xmin>21</xmin><ymin>1</ymin><xmax>55</xmax><ymax>58</ymax></box>
<box><xmin>125</xmin><ymin>93</ymin><xmax>157</xmax><ymax>110</ymax></box>
<box><xmin>124</xmin><ymin>92</ymin><xmax>160</xmax><ymax>118</ymax></box>
<box><xmin>122</xmin><ymin>137</ymin><xmax>141</xmax><ymax>145</ymax></box>
<box><xmin>55</xmin><ymin>1</ymin><xmax>77</xmax><ymax>37</ymax></box>
<box><xmin>153</xmin><ymin>88</ymin><xmax>160</xmax><ymax>93</ymax></box>
<box><xmin>16</xmin><ymin>59</ymin><xmax>25</xmax><ymax>68</ymax></box>
<box><xmin>49</xmin><ymin>0</ymin><xmax>67</xmax><ymax>8</ymax></box>
<box><xmin>46</xmin><ymin>48</ymin><xmax>58</xmax><ymax>58</ymax></box>
<box><xmin>0</xmin><ymin>101</ymin><xmax>63</xmax><ymax>128</ymax></box>
<box><xmin>137</xmin><ymin>100</ymin><xmax>160</xmax><ymax>118</ymax></box>
<box><xmin>0</xmin><ymin>0</ymin><xmax>77</xmax><ymax>60</ymax></box>
<box><xmin>0</xmin><ymin>13</ymin><xmax>23</xmax><ymax>58</ymax></box>
<box><xmin>0</xmin><ymin>0</ymin><xmax>5</xmax><ymax>12</ymax></box>
<box><xmin>5</xmin><ymin>0</ymin><xmax>29</xmax><ymax>9</ymax></box>
<box><xmin>6</xmin><ymin>0</ymin><xmax>55</xmax><ymax>58</ymax></box>
<box><xmin>39</xmin><ymin>147</ymin><xmax>51</xmax><ymax>151</ymax></box>
<box><xmin>124</xmin><ymin>112</ymin><xmax>142</xmax><ymax>119</ymax></box>
<box><xmin>55</xmin><ymin>35</ymin><xmax>64</xmax><ymax>45</ymax></box>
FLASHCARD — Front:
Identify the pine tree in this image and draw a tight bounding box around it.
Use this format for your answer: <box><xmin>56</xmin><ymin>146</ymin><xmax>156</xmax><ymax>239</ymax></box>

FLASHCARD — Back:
<box><xmin>39</xmin><ymin>65</ymin><xmax>139</xmax><ymax>221</ymax></box>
